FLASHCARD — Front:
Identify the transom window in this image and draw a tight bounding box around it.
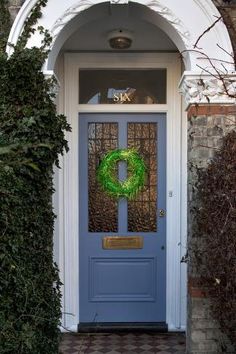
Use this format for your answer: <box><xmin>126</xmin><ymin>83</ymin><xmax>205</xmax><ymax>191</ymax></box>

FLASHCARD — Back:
<box><xmin>79</xmin><ymin>69</ymin><xmax>167</xmax><ymax>104</ymax></box>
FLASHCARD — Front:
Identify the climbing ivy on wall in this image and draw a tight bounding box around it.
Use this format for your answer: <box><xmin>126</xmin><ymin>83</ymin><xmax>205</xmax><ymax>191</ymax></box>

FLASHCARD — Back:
<box><xmin>0</xmin><ymin>1</ymin><xmax>70</xmax><ymax>353</ymax></box>
<box><xmin>0</xmin><ymin>0</ymin><xmax>10</xmax><ymax>51</ymax></box>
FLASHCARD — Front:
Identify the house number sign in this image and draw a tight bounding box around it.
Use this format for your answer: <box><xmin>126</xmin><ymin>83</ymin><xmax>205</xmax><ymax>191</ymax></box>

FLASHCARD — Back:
<box><xmin>113</xmin><ymin>92</ymin><xmax>131</xmax><ymax>103</ymax></box>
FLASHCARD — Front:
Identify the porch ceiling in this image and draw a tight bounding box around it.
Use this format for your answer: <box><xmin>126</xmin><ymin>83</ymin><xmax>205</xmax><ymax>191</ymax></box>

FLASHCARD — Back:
<box><xmin>62</xmin><ymin>3</ymin><xmax>177</xmax><ymax>52</ymax></box>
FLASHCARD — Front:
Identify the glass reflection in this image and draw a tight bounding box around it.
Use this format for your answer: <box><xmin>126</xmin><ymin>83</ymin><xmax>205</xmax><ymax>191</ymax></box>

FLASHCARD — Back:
<box><xmin>80</xmin><ymin>70</ymin><xmax>166</xmax><ymax>104</ymax></box>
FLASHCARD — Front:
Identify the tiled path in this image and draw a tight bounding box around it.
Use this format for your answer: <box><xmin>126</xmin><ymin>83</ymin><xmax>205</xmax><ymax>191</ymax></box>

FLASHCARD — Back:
<box><xmin>59</xmin><ymin>332</ymin><xmax>186</xmax><ymax>354</ymax></box>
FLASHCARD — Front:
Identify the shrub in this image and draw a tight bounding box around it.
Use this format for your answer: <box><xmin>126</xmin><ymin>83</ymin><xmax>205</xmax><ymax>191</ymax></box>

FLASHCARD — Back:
<box><xmin>0</xmin><ymin>1</ymin><xmax>70</xmax><ymax>353</ymax></box>
<box><xmin>192</xmin><ymin>130</ymin><xmax>236</xmax><ymax>349</ymax></box>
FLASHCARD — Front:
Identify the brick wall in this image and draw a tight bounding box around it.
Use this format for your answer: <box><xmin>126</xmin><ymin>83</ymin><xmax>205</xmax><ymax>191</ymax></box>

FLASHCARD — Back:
<box><xmin>187</xmin><ymin>106</ymin><xmax>236</xmax><ymax>354</ymax></box>
<box><xmin>187</xmin><ymin>297</ymin><xmax>234</xmax><ymax>354</ymax></box>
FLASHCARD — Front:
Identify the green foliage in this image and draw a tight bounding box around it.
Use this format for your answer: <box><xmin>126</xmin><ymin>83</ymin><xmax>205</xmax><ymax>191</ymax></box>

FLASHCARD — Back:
<box><xmin>16</xmin><ymin>0</ymin><xmax>52</xmax><ymax>51</ymax></box>
<box><xmin>97</xmin><ymin>148</ymin><xmax>147</xmax><ymax>199</ymax></box>
<box><xmin>0</xmin><ymin>0</ymin><xmax>10</xmax><ymax>52</ymax></box>
<box><xmin>192</xmin><ymin>130</ymin><xmax>236</xmax><ymax>349</ymax></box>
<box><xmin>0</xmin><ymin>1</ymin><xmax>70</xmax><ymax>353</ymax></box>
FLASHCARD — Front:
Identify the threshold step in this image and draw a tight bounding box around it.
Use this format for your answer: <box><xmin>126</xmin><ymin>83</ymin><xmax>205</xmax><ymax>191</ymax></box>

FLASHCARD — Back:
<box><xmin>77</xmin><ymin>322</ymin><xmax>168</xmax><ymax>333</ymax></box>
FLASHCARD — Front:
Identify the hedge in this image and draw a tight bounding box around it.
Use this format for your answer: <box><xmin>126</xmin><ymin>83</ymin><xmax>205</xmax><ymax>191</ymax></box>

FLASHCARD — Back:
<box><xmin>192</xmin><ymin>130</ymin><xmax>236</xmax><ymax>350</ymax></box>
<box><xmin>0</xmin><ymin>1</ymin><xmax>70</xmax><ymax>353</ymax></box>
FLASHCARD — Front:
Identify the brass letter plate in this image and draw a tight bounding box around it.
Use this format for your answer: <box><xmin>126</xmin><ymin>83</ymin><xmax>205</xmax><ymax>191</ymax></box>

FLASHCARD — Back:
<box><xmin>102</xmin><ymin>236</ymin><xmax>143</xmax><ymax>250</ymax></box>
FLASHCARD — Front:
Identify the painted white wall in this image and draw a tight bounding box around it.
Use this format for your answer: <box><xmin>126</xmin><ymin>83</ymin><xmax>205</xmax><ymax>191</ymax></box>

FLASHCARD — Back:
<box><xmin>8</xmin><ymin>0</ymin><xmax>233</xmax><ymax>72</ymax></box>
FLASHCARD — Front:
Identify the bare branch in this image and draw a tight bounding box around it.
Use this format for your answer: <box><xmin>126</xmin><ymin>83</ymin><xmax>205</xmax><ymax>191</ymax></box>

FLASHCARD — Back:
<box><xmin>217</xmin><ymin>43</ymin><xmax>234</xmax><ymax>59</ymax></box>
<box><xmin>193</xmin><ymin>144</ymin><xmax>220</xmax><ymax>150</ymax></box>
<box><xmin>194</xmin><ymin>16</ymin><xmax>222</xmax><ymax>49</ymax></box>
<box><xmin>221</xmin><ymin>62</ymin><xmax>228</xmax><ymax>73</ymax></box>
<box><xmin>183</xmin><ymin>48</ymin><xmax>234</xmax><ymax>65</ymax></box>
<box><xmin>197</xmin><ymin>57</ymin><xmax>234</xmax><ymax>65</ymax></box>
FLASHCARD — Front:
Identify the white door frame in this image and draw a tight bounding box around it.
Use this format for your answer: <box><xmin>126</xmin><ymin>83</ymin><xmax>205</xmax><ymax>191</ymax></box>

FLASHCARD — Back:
<box><xmin>57</xmin><ymin>52</ymin><xmax>187</xmax><ymax>331</ymax></box>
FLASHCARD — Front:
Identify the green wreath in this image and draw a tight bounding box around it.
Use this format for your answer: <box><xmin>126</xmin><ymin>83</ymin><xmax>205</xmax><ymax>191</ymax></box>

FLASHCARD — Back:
<box><xmin>97</xmin><ymin>148</ymin><xmax>146</xmax><ymax>199</ymax></box>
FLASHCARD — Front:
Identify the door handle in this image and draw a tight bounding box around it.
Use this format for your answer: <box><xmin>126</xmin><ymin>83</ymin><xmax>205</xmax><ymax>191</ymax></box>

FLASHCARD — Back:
<box><xmin>159</xmin><ymin>209</ymin><xmax>166</xmax><ymax>217</ymax></box>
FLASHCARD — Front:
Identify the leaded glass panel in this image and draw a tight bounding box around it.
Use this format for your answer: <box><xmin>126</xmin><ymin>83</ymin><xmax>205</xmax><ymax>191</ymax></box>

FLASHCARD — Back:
<box><xmin>127</xmin><ymin>123</ymin><xmax>158</xmax><ymax>232</ymax></box>
<box><xmin>88</xmin><ymin>123</ymin><xmax>118</xmax><ymax>232</ymax></box>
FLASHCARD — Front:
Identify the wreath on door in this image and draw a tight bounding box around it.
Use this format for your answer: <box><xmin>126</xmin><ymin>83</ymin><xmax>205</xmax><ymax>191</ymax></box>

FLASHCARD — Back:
<box><xmin>97</xmin><ymin>148</ymin><xmax>147</xmax><ymax>199</ymax></box>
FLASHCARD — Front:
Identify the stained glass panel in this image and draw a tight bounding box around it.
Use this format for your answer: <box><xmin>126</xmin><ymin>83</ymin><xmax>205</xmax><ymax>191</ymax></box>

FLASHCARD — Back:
<box><xmin>88</xmin><ymin>123</ymin><xmax>118</xmax><ymax>232</ymax></box>
<box><xmin>127</xmin><ymin>123</ymin><xmax>158</xmax><ymax>232</ymax></box>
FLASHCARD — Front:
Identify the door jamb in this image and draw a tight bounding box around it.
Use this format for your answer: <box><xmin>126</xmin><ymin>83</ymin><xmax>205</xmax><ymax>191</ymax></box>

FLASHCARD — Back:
<box><xmin>57</xmin><ymin>52</ymin><xmax>187</xmax><ymax>331</ymax></box>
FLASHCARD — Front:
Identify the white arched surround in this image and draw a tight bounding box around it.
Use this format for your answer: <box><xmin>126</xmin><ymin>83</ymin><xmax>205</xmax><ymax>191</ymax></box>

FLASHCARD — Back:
<box><xmin>8</xmin><ymin>0</ymin><xmax>234</xmax><ymax>72</ymax></box>
<box><xmin>8</xmin><ymin>0</ymin><xmax>235</xmax><ymax>332</ymax></box>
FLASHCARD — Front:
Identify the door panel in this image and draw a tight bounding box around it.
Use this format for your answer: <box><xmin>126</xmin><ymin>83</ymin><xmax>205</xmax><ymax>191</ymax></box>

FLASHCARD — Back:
<box><xmin>89</xmin><ymin>257</ymin><xmax>156</xmax><ymax>302</ymax></box>
<box><xmin>79</xmin><ymin>114</ymin><xmax>166</xmax><ymax>323</ymax></box>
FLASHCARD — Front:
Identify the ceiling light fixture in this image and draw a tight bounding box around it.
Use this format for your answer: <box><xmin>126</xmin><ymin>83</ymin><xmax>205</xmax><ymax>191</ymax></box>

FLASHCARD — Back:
<box><xmin>108</xmin><ymin>29</ymin><xmax>133</xmax><ymax>49</ymax></box>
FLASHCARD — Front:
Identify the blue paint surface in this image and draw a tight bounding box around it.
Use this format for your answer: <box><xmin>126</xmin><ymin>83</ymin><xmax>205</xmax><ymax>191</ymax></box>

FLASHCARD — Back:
<box><xmin>79</xmin><ymin>114</ymin><xmax>166</xmax><ymax>323</ymax></box>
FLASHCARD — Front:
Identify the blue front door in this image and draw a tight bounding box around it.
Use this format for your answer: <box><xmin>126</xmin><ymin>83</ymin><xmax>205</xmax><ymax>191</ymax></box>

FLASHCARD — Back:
<box><xmin>79</xmin><ymin>113</ymin><xmax>166</xmax><ymax>323</ymax></box>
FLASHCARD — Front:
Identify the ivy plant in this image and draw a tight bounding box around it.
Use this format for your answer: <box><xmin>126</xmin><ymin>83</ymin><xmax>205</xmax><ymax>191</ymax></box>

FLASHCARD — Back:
<box><xmin>0</xmin><ymin>1</ymin><xmax>70</xmax><ymax>353</ymax></box>
<box><xmin>0</xmin><ymin>0</ymin><xmax>10</xmax><ymax>52</ymax></box>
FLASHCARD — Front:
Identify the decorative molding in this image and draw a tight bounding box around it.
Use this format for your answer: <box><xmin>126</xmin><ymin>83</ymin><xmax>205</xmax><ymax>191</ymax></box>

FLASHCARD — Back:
<box><xmin>179</xmin><ymin>72</ymin><xmax>236</xmax><ymax>105</ymax></box>
<box><xmin>145</xmin><ymin>0</ymin><xmax>192</xmax><ymax>48</ymax></box>
<box><xmin>7</xmin><ymin>0</ymin><xmax>233</xmax><ymax>73</ymax></box>
<box><xmin>51</xmin><ymin>0</ymin><xmax>95</xmax><ymax>40</ymax></box>
<box><xmin>110</xmin><ymin>0</ymin><xmax>129</xmax><ymax>3</ymax></box>
<box><xmin>194</xmin><ymin>0</ymin><xmax>222</xmax><ymax>22</ymax></box>
<box><xmin>50</xmin><ymin>0</ymin><xmax>192</xmax><ymax>49</ymax></box>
